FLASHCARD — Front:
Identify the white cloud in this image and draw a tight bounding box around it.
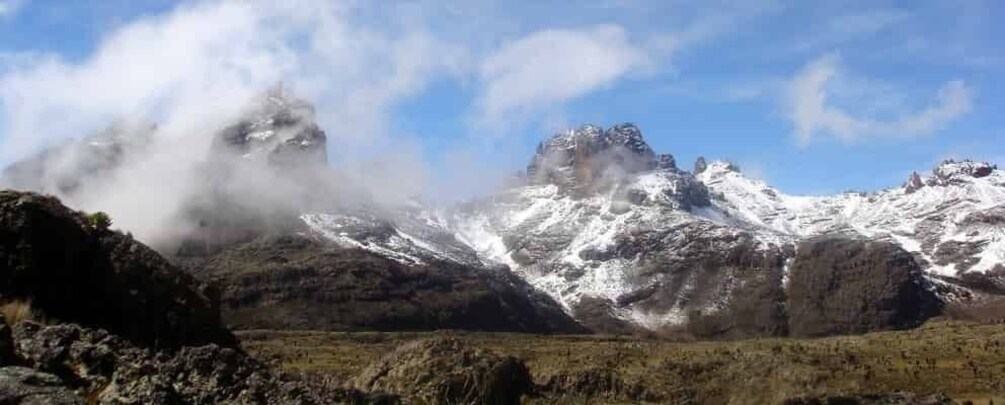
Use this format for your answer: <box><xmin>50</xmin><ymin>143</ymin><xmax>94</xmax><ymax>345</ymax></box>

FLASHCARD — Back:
<box><xmin>786</xmin><ymin>54</ymin><xmax>973</xmax><ymax>145</ymax></box>
<box><xmin>0</xmin><ymin>0</ymin><xmax>465</xmax><ymax>243</ymax></box>
<box><xmin>0</xmin><ymin>0</ymin><xmax>25</xmax><ymax>17</ymax></box>
<box><xmin>473</xmin><ymin>24</ymin><xmax>652</xmax><ymax>130</ymax></box>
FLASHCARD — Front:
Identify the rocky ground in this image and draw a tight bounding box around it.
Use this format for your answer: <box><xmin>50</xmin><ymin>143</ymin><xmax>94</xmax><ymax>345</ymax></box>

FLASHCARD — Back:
<box><xmin>240</xmin><ymin>320</ymin><xmax>1005</xmax><ymax>404</ymax></box>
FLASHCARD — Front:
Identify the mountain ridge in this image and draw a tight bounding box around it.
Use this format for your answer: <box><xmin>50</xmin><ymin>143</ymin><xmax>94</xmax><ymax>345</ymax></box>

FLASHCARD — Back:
<box><xmin>2</xmin><ymin>93</ymin><xmax>1001</xmax><ymax>335</ymax></box>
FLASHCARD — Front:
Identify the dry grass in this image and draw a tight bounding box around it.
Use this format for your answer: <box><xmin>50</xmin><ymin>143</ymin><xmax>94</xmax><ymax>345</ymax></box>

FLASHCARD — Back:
<box><xmin>238</xmin><ymin>321</ymin><xmax>1005</xmax><ymax>404</ymax></box>
<box><xmin>944</xmin><ymin>298</ymin><xmax>1005</xmax><ymax>324</ymax></box>
<box><xmin>0</xmin><ymin>299</ymin><xmax>36</xmax><ymax>326</ymax></box>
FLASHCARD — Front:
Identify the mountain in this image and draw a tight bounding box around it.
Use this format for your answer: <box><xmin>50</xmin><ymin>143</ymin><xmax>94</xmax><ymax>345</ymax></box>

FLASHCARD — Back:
<box><xmin>440</xmin><ymin>124</ymin><xmax>968</xmax><ymax>334</ymax></box>
<box><xmin>697</xmin><ymin>158</ymin><xmax>1005</xmax><ymax>278</ymax></box>
<box><xmin>3</xmin><ymin>90</ymin><xmax>1001</xmax><ymax>337</ymax></box>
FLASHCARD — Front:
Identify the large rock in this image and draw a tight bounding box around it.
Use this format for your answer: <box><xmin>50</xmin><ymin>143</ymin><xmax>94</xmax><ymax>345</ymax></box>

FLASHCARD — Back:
<box><xmin>195</xmin><ymin>235</ymin><xmax>586</xmax><ymax>334</ymax></box>
<box><xmin>787</xmin><ymin>237</ymin><xmax>941</xmax><ymax>337</ymax></box>
<box><xmin>0</xmin><ymin>191</ymin><xmax>234</xmax><ymax>349</ymax></box>
<box><xmin>8</xmin><ymin>321</ymin><xmax>337</xmax><ymax>404</ymax></box>
<box><xmin>0</xmin><ymin>366</ymin><xmax>84</xmax><ymax>405</ymax></box>
<box><xmin>352</xmin><ymin>337</ymin><xmax>532</xmax><ymax>405</ymax></box>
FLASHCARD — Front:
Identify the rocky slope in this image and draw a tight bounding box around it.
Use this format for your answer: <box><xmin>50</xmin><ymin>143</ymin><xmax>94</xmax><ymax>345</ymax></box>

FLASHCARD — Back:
<box><xmin>0</xmin><ymin>190</ymin><xmax>235</xmax><ymax>349</ymax></box>
<box><xmin>194</xmin><ymin>235</ymin><xmax>585</xmax><ymax>333</ymax></box>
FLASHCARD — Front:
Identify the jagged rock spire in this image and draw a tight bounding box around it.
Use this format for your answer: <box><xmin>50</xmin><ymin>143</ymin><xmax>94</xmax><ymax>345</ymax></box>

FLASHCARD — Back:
<box><xmin>904</xmin><ymin>172</ymin><xmax>924</xmax><ymax>194</ymax></box>
<box><xmin>694</xmin><ymin>156</ymin><xmax>708</xmax><ymax>174</ymax></box>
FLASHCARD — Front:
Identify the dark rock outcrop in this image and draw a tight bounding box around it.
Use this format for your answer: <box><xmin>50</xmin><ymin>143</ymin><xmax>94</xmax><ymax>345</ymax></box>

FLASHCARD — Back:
<box><xmin>0</xmin><ymin>366</ymin><xmax>85</xmax><ymax>405</ymax></box>
<box><xmin>4</xmin><ymin>321</ymin><xmax>338</xmax><ymax>404</ymax></box>
<box><xmin>693</xmin><ymin>156</ymin><xmax>708</xmax><ymax>174</ymax></box>
<box><xmin>352</xmin><ymin>337</ymin><xmax>532</xmax><ymax>405</ymax></box>
<box><xmin>196</xmin><ymin>235</ymin><xmax>586</xmax><ymax>334</ymax></box>
<box><xmin>655</xmin><ymin>154</ymin><xmax>676</xmax><ymax>170</ymax></box>
<box><xmin>903</xmin><ymin>171</ymin><xmax>924</xmax><ymax>193</ymax></box>
<box><xmin>787</xmin><ymin>237</ymin><xmax>941</xmax><ymax>337</ymax></box>
<box><xmin>0</xmin><ymin>191</ymin><xmax>234</xmax><ymax>349</ymax></box>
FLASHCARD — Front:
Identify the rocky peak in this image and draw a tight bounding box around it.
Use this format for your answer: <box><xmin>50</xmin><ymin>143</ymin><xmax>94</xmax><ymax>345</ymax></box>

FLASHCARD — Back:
<box><xmin>656</xmin><ymin>153</ymin><xmax>677</xmax><ymax>170</ymax></box>
<box><xmin>604</xmin><ymin>123</ymin><xmax>656</xmax><ymax>163</ymax></box>
<box><xmin>215</xmin><ymin>85</ymin><xmax>327</xmax><ymax>167</ymax></box>
<box><xmin>525</xmin><ymin>123</ymin><xmax>661</xmax><ymax>191</ymax></box>
<box><xmin>703</xmin><ymin>160</ymin><xmax>742</xmax><ymax>176</ymax></box>
<box><xmin>904</xmin><ymin>171</ymin><xmax>924</xmax><ymax>193</ymax></box>
<box><xmin>929</xmin><ymin>159</ymin><xmax>997</xmax><ymax>185</ymax></box>
<box><xmin>694</xmin><ymin>156</ymin><xmax>708</xmax><ymax>174</ymax></box>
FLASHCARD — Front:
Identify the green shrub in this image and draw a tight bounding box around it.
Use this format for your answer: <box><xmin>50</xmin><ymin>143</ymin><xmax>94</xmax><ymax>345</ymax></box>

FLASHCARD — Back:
<box><xmin>88</xmin><ymin>211</ymin><xmax>112</xmax><ymax>231</ymax></box>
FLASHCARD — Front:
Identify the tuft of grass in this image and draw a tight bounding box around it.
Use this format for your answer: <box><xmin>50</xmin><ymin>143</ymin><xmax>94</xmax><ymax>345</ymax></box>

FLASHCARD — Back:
<box><xmin>0</xmin><ymin>299</ymin><xmax>37</xmax><ymax>326</ymax></box>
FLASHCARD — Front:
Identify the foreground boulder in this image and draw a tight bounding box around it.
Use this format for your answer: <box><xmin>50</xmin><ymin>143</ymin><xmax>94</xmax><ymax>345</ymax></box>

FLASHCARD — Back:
<box><xmin>352</xmin><ymin>337</ymin><xmax>532</xmax><ymax>405</ymax></box>
<box><xmin>0</xmin><ymin>366</ymin><xmax>85</xmax><ymax>405</ymax></box>
<box><xmin>787</xmin><ymin>237</ymin><xmax>941</xmax><ymax>337</ymax></box>
<box><xmin>2</xmin><ymin>321</ymin><xmax>340</xmax><ymax>404</ymax></box>
<box><xmin>0</xmin><ymin>190</ymin><xmax>234</xmax><ymax>348</ymax></box>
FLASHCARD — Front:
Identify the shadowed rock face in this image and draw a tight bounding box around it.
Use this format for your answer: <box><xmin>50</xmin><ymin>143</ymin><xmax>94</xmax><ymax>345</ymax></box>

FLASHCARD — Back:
<box><xmin>0</xmin><ymin>190</ymin><xmax>235</xmax><ymax>349</ymax></box>
<box><xmin>787</xmin><ymin>237</ymin><xmax>941</xmax><ymax>337</ymax></box>
<box><xmin>194</xmin><ymin>235</ymin><xmax>587</xmax><ymax>334</ymax></box>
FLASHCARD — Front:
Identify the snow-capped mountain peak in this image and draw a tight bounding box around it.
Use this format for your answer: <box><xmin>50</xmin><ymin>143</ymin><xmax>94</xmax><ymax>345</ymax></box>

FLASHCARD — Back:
<box><xmin>698</xmin><ymin>158</ymin><xmax>1005</xmax><ymax>277</ymax></box>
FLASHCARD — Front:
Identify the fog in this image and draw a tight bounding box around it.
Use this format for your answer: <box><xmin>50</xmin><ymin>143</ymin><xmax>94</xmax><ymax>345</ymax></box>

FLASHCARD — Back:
<box><xmin>0</xmin><ymin>1</ymin><xmax>481</xmax><ymax>248</ymax></box>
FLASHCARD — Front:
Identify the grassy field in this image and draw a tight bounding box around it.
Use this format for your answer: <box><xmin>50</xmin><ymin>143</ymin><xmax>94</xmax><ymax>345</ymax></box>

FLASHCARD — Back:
<box><xmin>238</xmin><ymin>320</ymin><xmax>1005</xmax><ymax>404</ymax></box>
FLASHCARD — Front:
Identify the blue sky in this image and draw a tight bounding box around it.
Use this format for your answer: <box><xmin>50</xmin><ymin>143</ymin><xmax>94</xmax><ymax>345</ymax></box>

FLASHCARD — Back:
<box><xmin>1</xmin><ymin>0</ymin><xmax>1003</xmax><ymax>197</ymax></box>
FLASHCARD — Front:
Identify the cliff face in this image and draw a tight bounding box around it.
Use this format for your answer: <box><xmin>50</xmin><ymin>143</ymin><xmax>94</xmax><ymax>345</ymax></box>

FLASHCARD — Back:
<box><xmin>0</xmin><ymin>190</ymin><xmax>234</xmax><ymax>349</ymax></box>
<box><xmin>786</xmin><ymin>237</ymin><xmax>942</xmax><ymax>337</ymax></box>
